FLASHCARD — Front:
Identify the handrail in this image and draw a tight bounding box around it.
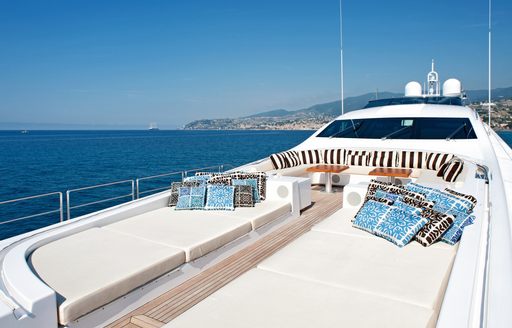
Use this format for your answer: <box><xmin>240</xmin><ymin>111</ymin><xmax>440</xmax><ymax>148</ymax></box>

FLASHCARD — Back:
<box><xmin>135</xmin><ymin>170</ymin><xmax>182</xmax><ymax>199</ymax></box>
<box><xmin>0</xmin><ymin>192</ymin><xmax>63</xmax><ymax>225</ymax></box>
<box><xmin>66</xmin><ymin>179</ymin><xmax>134</xmax><ymax>220</ymax></box>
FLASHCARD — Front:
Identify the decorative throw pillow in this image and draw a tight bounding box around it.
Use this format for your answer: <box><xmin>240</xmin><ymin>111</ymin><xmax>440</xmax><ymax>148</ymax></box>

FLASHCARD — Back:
<box><xmin>405</xmin><ymin>182</ymin><xmax>436</xmax><ymax>197</ymax></box>
<box><xmin>232</xmin><ymin>178</ymin><xmax>260</xmax><ymax>203</ymax></box>
<box><xmin>228</xmin><ymin>171</ymin><xmax>267</xmax><ymax>200</ymax></box>
<box><xmin>234</xmin><ymin>185</ymin><xmax>254</xmax><ymax>207</ymax></box>
<box><xmin>374</xmin><ymin>190</ymin><xmax>400</xmax><ymax>202</ymax></box>
<box><xmin>415</xmin><ymin>209</ymin><xmax>455</xmax><ymax>247</ymax></box>
<box><xmin>365</xmin><ymin>180</ymin><xmax>425</xmax><ymax>202</ymax></box>
<box><xmin>444</xmin><ymin>188</ymin><xmax>477</xmax><ymax>210</ymax></box>
<box><xmin>441</xmin><ymin>158</ymin><xmax>464</xmax><ymax>183</ymax></box>
<box><xmin>425</xmin><ymin>152</ymin><xmax>455</xmax><ymax>170</ymax></box>
<box><xmin>183</xmin><ymin>175</ymin><xmax>211</xmax><ymax>185</ymax></box>
<box><xmin>169</xmin><ymin>181</ymin><xmax>200</xmax><ymax>206</ymax></box>
<box><xmin>428</xmin><ymin>189</ymin><xmax>474</xmax><ymax>214</ymax></box>
<box><xmin>345</xmin><ymin>150</ymin><xmax>369</xmax><ymax>166</ymax></box>
<box><xmin>374</xmin><ymin>208</ymin><xmax>428</xmax><ymax>247</ymax></box>
<box><xmin>368</xmin><ymin>150</ymin><xmax>397</xmax><ymax>167</ymax></box>
<box><xmin>175</xmin><ymin>186</ymin><xmax>207</xmax><ymax>210</ymax></box>
<box><xmin>299</xmin><ymin>149</ymin><xmax>324</xmax><ymax>164</ymax></box>
<box><xmin>441</xmin><ymin>212</ymin><xmax>475</xmax><ymax>245</ymax></box>
<box><xmin>352</xmin><ymin>195</ymin><xmax>394</xmax><ymax>222</ymax></box>
<box><xmin>399</xmin><ymin>195</ymin><xmax>435</xmax><ymax>209</ymax></box>
<box><xmin>270</xmin><ymin>150</ymin><xmax>301</xmax><ymax>169</ymax></box>
<box><xmin>398</xmin><ymin>151</ymin><xmax>426</xmax><ymax>169</ymax></box>
<box><xmin>323</xmin><ymin>149</ymin><xmax>345</xmax><ymax>165</ymax></box>
<box><xmin>204</xmin><ymin>185</ymin><xmax>235</xmax><ymax>211</ymax></box>
<box><xmin>352</xmin><ymin>200</ymin><xmax>393</xmax><ymax>233</ymax></box>
<box><xmin>209</xmin><ymin>175</ymin><xmax>232</xmax><ymax>185</ymax></box>
<box><xmin>392</xmin><ymin>200</ymin><xmax>423</xmax><ymax>216</ymax></box>
<box><xmin>195</xmin><ymin>171</ymin><xmax>221</xmax><ymax>177</ymax></box>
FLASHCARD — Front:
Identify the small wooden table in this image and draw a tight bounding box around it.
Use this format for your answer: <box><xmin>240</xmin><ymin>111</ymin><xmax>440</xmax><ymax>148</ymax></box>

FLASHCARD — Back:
<box><xmin>306</xmin><ymin>165</ymin><xmax>349</xmax><ymax>193</ymax></box>
<box><xmin>368</xmin><ymin>167</ymin><xmax>412</xmax><ymax>183</ymax></box>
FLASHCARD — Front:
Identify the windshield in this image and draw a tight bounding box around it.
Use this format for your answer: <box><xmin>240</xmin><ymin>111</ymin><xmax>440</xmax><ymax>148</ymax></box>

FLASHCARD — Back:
<box><xmin>316</xmin><ymin>117</ymin><xmax>477</xmax><ymax>139</ymax></box>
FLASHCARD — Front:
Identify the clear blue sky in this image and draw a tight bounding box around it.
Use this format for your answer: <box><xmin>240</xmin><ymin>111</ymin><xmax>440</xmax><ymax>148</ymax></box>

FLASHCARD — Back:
<box><xmin>0</xmin><ymin>0</ymin><xmax>510</xmax><ymax>128</ymax></box>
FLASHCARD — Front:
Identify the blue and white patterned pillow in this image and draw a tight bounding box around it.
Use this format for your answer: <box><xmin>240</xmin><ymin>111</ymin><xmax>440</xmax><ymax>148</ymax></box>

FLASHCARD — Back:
<box><xmin>183</xmin><ymin>175</ymin><xmax>211</xmax><ymax>186</ymax></box>
<box><xmin>232</xmin><ymin>178</ymin><xmax>260</xmax><ymax>203</ymax></box>
<box><xmin>204</xmin><ymin>185</ymin><xmax>235</xmax><ymax>211</ymax></box>
<box><xmin>175</xmin><ymin>186</ymin><xmax>206</xmax><ymax>210</ymax></box>
<box><xmin>405</xmin><ymin>182</ymin><xmax>435</xmax><ymax>197</ymax></box>
<box><xmin>374</xmin><ymin>190</ymin><xmax>400</xmax><ymax>202</ymax></box>
<box><xmin>374</xmin><ymin>208</ymin><xmax>428</xmax><ymax>247</ymax></box>
<box><xmin>441</xmin><ymin>212</ymin><xmax>476</xmax><ymax>245</ymax></box>
<box><xmin>392</xmin><ymin>200</ymin><xmax>422</xmax><ymax>216</ymax></box>
<box><xmin>428</xmin><ymin>189</ymin><xmax>473</xmax><ymax>214</ymax></box>
<box><xmin>352</xmin><ymin>200</ymin><xmax>392</xmax><ymax>233</ymax></box>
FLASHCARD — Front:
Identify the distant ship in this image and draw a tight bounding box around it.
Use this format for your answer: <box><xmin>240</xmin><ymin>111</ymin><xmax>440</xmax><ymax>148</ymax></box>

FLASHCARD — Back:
<box><xmin>20</xmin><ymin>130</ymin><xmax>28</xmax><ymax>134</ymax></box>
<box><xmin>148</xmin><ymin>122</ymin><xmax>159</xmax><ymax>131</ymax></box>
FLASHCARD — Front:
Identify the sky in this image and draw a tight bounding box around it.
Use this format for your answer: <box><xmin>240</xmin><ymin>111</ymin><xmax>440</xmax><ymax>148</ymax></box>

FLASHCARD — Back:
<box><xmin>0</xmin><ymin>0</ymin><xmax>511</xmax><ymax>128</ymax></box>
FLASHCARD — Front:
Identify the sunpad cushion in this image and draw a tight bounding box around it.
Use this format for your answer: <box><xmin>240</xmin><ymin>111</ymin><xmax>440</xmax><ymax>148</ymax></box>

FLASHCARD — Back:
<box><xmin>374</xmin><ymin>208</ymin><xmax>428</xmax><ymax>247</ymax></box>
<box><xmin>352</xmin><ymin>200</ymin><xmax>392</xmax><ymax>233</ymax></box>
<box><xmin>204</xmin><ymin>185</ymin><xmax>235</xmax><ymax>211</ymax></box>
<box><xmin>415</xmin><ymin>209</ymin><xmax>455</xmax><ymax>247</ymax></box>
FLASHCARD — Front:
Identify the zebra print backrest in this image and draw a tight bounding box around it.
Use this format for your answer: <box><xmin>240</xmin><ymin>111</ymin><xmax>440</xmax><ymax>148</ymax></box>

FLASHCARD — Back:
<box><xmin>298</xmin><ymin>149</ymin><xmax>323</xmax><ymax>165</ymax></box>
<box><xmin>425</xmin><ymin>152</ymin><xmax>455</xmax><ymax>170</ymax></box>
<box><xmin>323</xmin><ymin>149</ymin><xmax>345</xmax><ymax>165</ymax></box>
<box><xmin>345</xmin><ymin>150</ymin><xmax>369</xmax><ymax>166</ymax></box>
<box><xmin>398</xmin><ymin>151</ymin><xmax>427</xmax><ymax>169</ymax></box>
<box><xmin>368</xmin><ymin>150</ymin><xmax>398</xmax><ymax>167</ymax></box>
<box><xmin>269</xmin><ymin>150</ymin><xmax>301</xmax><ymax>169</ymax></box>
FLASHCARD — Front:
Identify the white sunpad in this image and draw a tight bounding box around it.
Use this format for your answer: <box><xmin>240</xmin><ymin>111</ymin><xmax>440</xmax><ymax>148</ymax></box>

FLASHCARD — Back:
<box><xmin>103</xmin><ymin>207</ymin><xmax>253</xmax><ymax>261</ymax></box>
<box><xmin>29</xmin><ymin>227</ymin><xmax>185</xmax><ymax>325</ymax></box>
<box><xmin>215</xmin><ymin>201</ymin><xmax>291</xmax><ymax>229</ymax></box>
<box><xmin>257</xmin><ymin>230</ymin><xmax>456</xmax><ymax>311</ymax></box>
<box><xmin>164</xmin><ymin>268</ymin><xmax>435</xmax><ymax>328</ymax></box>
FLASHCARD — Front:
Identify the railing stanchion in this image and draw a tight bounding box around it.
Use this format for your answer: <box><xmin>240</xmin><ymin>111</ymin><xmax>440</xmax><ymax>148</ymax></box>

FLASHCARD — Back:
<box><xmin>131</xmin><ymin>180</ymin><xmax>135</xmax><ymax>200</ymax></box>
<box><xmin>59</xmin><ymin>192</ymin><xmax>63</xmax><ymax>222</ymax></box>
<box><xmin>135</xmin><ymin>179</ymin><xmax>140</xmax><ymax>199</ymax></box>
<box><xmin>66</xmin><ymin>191</ymin><xmax>71</xmax><ymax>220</ymax></box>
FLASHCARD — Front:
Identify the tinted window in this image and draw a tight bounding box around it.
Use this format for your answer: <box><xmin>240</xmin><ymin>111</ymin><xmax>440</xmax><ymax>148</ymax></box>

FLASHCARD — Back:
<box><xmin>317</xmin><ymin>117</ymin><xmax>476</xmax><ymax>139</ymax></box>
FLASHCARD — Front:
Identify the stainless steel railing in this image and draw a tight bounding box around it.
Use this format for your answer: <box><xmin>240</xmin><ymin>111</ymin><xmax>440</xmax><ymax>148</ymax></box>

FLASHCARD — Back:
<box><xmin>0</xmin><ymin>192</ymin><xmax>63</xmax><ymax>226</ymax></box>
<box><xmin>66</xmin><ymin>179</ymin><xmax>135</xmax><ymax>220</ymax></box>
<box><xmin>0</xmin><ymin>163</ymin><xmax>235</xmax><ymax>236</ymax></box>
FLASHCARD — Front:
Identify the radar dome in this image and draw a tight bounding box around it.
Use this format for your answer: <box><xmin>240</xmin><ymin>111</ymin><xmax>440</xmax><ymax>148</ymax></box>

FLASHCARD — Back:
<box><xmin>443</xmin><ymin>79</ymin><xmax>462</xmax><ymax>97</ymax></box>
<box><xmin>405</xmin><ymin>81</ymin><xmax>422</xmax><ymax>97</ymax></box>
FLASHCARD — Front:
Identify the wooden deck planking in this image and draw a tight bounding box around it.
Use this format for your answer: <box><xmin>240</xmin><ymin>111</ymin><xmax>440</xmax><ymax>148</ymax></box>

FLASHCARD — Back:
<box><xmin>106</xmin><ymin>188</ymin><xmax>342</xmax><ymax>328</ymax></box>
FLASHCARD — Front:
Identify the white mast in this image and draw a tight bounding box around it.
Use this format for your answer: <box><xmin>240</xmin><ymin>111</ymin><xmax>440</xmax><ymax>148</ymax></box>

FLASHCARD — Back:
<box><xmin>488</xmin><ymin>0</ymin><xmax>492</xmax><ymax>127</ymax></box>
<box><xmin>339</xmin><ymin>0</ymin><xmax>344</xmax><ymax>115</ymax></box>
<box><xmin>427</xmin><ymin>59</ymin><xmax>440</xmax><ymax>96</ymax></box>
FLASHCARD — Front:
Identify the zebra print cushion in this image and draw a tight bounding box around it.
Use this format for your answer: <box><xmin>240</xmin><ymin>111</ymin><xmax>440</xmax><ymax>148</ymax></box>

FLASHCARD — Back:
<box><xmin>323</xmin><ymin>149</ymin><xmax>345</xmax><ymax>165</ymax></box>
<box><xmin>425</xmin><ymin>152</ymin><xmax>455</xmax><ymax>170</ymax></box>
<box><xmin>398</xmin><ymin>151</ymin><xmax>426</xmax><ymax>169</ymax></box>
<box><xmin>365</xmin><ymin>179</ymin><xmax>426</xmax><ymax>202</ymax></box>
<box><xmin>415</xmin><ymin>209</ymin><xmax>455</xmax><ymax>247</ymax></box>
<box><xmin>368</xmin><ymin>150</ymin><xmax>397</xmax><ymax>167</ymax></box>
<box><xmin>444</xmin><ymin>188</ymin><xmax>477</xmax><ymax>209</ymax></box>
<box><xmin>269</xmin><ymin>150</ymin><xmax>301</xmax><ymax>169</ymax></box>
<box><xmin>299</xmin><ymin>149</ymin><xmax>323</xmax><ymax>165</ymax></box>
<box><xmin>442</xmin><ymin>158</ymin><xmax>464</xmax><ymax>182</ymax></box>
<box><xmin>345</xmin><ymin>150</ymin><xmax>369</xmax><ymax>166</ymax></box>
<box><xmin>399</xmin><ymin>195</ymin><xmax>435</xmax><ymax>209</ymax></box>
<box><xmin>209</xmin><ymin>175</ymin><xmax>232</xmax><ymax>185</ymax></box>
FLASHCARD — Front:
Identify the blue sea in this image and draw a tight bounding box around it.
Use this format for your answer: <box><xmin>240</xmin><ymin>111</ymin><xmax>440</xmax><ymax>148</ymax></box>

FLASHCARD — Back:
<box><xmin>1</xmin><ymin>129</ymin><xmax>511</xmax><ymax>240</ymax></box>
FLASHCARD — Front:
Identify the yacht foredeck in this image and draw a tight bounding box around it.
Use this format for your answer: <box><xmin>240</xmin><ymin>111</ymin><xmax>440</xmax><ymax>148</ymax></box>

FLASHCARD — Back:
<box><xmin>106</xmin><ymin>188</ymin><xmax>343</xmax><ymax>328</ymax></box>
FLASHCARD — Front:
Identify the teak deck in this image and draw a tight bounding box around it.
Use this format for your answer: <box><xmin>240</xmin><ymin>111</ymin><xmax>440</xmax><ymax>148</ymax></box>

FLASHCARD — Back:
<box><xmin>105</xmin><ymin>188</ymin><xmax>343</xmax><ymax>328</ymax></box>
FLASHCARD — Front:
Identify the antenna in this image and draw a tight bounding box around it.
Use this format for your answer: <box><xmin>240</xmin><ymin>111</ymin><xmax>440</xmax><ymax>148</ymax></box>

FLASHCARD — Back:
<box><xmin>427</xmin><ymin>59</ymin><xmax>440</xmax><ymax>96</ymax></box>
<box><xmin>488</xmin><ymin>0</ymin><xmax>492</xmax><ymax>127</ymax></box>
<box><xmin>339</xmin><ymin>0</ymin><xmax>344</xmax><ymax>115</ymax></box>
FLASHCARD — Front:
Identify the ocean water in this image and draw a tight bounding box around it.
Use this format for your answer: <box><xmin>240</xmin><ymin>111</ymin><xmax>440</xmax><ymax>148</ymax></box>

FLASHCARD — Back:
<box><xmin>0</xmin><ymin>129</ymin><xmax>511</xmax><ymax>240</ymax></box>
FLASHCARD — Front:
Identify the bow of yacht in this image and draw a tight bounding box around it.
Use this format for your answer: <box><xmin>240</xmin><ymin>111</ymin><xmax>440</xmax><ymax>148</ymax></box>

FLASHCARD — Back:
<box><xmin>0</xmin><ymin>66</ymin><xmax>511</xmax><ymax>328</ymax></box>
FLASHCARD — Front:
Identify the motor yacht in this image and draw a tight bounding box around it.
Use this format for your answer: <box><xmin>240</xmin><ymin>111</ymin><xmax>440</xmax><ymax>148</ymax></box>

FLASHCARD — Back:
<box><xmin>0</xmin><ymin>65</ymin><xmax>511</xmax><ymax>328</ymax></box>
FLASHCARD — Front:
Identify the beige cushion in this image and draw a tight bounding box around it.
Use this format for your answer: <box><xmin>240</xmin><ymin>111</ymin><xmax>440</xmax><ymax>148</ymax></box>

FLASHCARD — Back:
<box><xmin>165</xmin><ymin>268</ymin><xmax>435</xmax><ymax>328</ymax></box>
<box><xmin>103</xmin><ymin>208</ymin><xmax>252</xmax><ymax>261</ymax></box>
<box><xmin>217</xmin><ymin>201</ymin><xmax>291</xmax><ymax>229</ymax></box>
<box><xmin>258</xmin><ymin>231</ymin><xmax>456</xmax><ymax>311</ymax></box>
<box><xmin>30</xmin><ymin>228</ymin><xmax>185</xmax><ymax>325</ymax></box>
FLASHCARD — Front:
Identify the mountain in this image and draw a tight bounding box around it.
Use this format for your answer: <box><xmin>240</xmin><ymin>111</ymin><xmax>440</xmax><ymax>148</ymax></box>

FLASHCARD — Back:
<box><xmin>183</xmin><ymin>87</ymin><xmax>512</xmax><ymax>130</ymax></box>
